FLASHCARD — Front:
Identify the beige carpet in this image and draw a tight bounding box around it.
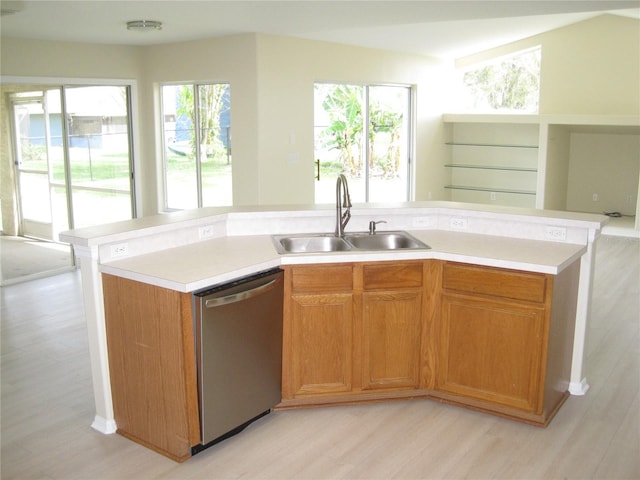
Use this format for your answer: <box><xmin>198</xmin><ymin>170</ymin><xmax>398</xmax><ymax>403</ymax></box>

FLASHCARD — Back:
<box><xmin>0</xmin><ymin>236</ymin><xmax>74</xmax><ymax>286</ymax></box>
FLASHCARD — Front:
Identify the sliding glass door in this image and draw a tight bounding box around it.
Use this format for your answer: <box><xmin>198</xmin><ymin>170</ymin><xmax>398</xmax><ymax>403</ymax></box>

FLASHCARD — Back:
<box><xmin>11</xmin><ymin>89</ymin><xmax>66</xmax><ymax>240</ymax></box>
<box><xmin>64</xmin><ymin>86</ymin><xmax>135</xmax><ymax>228</ymax></box>
<box><xmin>314</xmin><ymin>83</ymin><xmax>412</xmax><ymax>204</ymax></box>
<box><xmin>10</xmin><ymin>85</ymin><xmax>135</xmax><ymax>241</ymax></box>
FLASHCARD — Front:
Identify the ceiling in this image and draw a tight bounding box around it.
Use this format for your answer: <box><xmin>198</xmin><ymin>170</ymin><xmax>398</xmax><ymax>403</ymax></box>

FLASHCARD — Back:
<box><xmin>1</xmin><ymin>1</ymin><xmax>639</xmax><ymax>59</ymax></box>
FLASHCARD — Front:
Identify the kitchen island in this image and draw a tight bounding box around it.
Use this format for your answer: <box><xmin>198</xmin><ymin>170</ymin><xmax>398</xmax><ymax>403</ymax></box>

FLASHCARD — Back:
<box><xmin>60</xmin><ymin>202</ymin><xmax>607</xmax><ymax>459</ymax></box>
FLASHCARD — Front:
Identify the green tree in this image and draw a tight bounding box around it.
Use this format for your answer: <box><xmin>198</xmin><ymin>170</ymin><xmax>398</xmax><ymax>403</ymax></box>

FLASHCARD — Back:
<box><xmin>369</xmin><ymin>107</ymin><xmax>402</xmax><ymax>178</ymax></box>
<box><xmin>317</xmin><ymin>84</ymin><xmax>404</xmax><ymax>178</ymax></box>
<box><xmin>463</xmin><ymin>49</ymin><xmax>540</xmax><ymax>111</ymax></box>
<box><xmin>178</xmin><ymin>84</ymin><xmax>228</xmax><ymax>161</ymax></box>
<box><xmin>317</xmin><ymin>84</ymin><xmax>363</xmax><ymax>176</ymax></box>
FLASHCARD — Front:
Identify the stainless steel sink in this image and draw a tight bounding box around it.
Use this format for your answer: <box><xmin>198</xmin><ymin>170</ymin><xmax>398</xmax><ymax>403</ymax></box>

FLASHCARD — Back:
<box><xmin>345</xmin><ymin>231</ymin><xmax>429</xmax><ymax>250</ymax></box>
<box><xmin>273</xmin><ymin>234</ymin><xmax>352</xmax><ymax>254</ymax></box>
<box><xmin>272</xmin><ymin>231</ymin><xmax>429</xmax><ymax>254</ymax></box>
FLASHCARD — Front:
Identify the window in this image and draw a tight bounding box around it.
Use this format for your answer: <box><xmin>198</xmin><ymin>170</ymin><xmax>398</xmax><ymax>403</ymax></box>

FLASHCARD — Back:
<box><xmin>9</xmin><ymin>85</ymin><xmax>135</xmax><ymax>240</ymax></box>
<box><xmin>65</xmin><ymin>86</ymin><xmax>135</xmax><ymax>227</ymax></box>
<box><xmin>456</xmin><ymin>47</ymin><xmax>541</xmax><ymax>113</ymax></box>
<box><xmin>161</xmin><ymin>83</ymin><xmax>231</xmax><ymax>210</ymax></box>
<box><xmin>314</xmin><ymin>83</ymin><xmax>412</xmax><ymax>204</ymax></box>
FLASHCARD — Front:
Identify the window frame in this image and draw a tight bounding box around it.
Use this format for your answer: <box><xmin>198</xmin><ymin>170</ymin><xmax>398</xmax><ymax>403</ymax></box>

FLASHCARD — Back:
<box><xmin>313</xmin><ymin>82</ymin><xmax>414</xmax><ymax>204</ymax></box>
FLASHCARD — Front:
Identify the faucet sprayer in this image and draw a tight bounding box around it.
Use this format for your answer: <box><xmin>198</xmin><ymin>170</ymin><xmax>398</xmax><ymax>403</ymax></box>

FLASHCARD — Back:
<box><xmin>335</xmin><ymin>174</ymin><xmax>352</xmax><ymax>237</ymax></box>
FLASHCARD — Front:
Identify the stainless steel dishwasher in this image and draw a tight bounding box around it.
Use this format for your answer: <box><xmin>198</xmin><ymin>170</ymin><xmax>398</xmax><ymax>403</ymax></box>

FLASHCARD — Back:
<box><xmin>192</xmin><ymin>268</ymin><xmax>283</xmax><ymax>454</ymax></box>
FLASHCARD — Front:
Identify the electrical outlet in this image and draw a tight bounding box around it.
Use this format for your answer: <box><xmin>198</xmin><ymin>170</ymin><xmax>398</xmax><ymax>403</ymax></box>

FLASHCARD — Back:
<box><xmin>592</xmin><ymin>193</ymin><xmax>599</xmax><ymax>202</ymax></box>
<box><xmin>412</xmin><ymin>217</ymin><xmax>434</xmax><ymax>227</ymax></box>
<box><xmin>110</xmin><ymin>243</ymin><xmax>129</xmax><ymax>258</ymax></box>
<box><xmin>490</xmin><ymin>192</ymin><xmax>497</xmax><ymax>201</ymax></box>
<box><xmin>198</xmin><ymin>225</ymin><xmax>215</xmax><ymax>239</ymax></box>
<box><xmin>546</xmin><ymin>226</ymin><xmax>567</xmax><ymax>241</ymax></box>
<box><xmin>450</xmin><ymin>217</ymin><xmax>468</xmax><ymax>229</ymax></box>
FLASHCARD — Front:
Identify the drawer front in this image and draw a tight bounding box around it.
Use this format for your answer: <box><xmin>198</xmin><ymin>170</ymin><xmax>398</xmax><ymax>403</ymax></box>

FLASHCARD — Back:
<box><xmin>443</xmin><ymin>262</ymin><xmax>547</xmax><ymax>303</ymax></box>
<box><xmin>290</xmin><ymin>264</ymin><xmax>353</xmax><ymax>293</ymax></box>
<box><xmin>363</xmin><ymin>262</ymin><xmax>423</xmax><ymax>290</ymax></box>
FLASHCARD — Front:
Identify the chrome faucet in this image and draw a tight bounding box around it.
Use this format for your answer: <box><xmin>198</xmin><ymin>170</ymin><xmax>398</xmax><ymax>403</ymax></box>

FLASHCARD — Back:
<box><xmin>335</xmin><ymin>174</ymin><xmax>352</xmax><ymax>237</ymax></box>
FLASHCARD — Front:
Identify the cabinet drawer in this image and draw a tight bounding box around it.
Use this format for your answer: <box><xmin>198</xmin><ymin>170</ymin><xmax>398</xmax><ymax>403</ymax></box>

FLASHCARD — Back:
<box><xmin>442</xmin><ymin>262</ymin><xmax>547</xmax><ymax>303</ymax></box>
<box><xmin>290</xmin><ymin>264</ymin><xmax>353</xmax><ymax>293</ymax></box>
<box><xmin>363</xmin><ymin>262</ymin><xmax>423</xmax><ymax>290</ymax></box>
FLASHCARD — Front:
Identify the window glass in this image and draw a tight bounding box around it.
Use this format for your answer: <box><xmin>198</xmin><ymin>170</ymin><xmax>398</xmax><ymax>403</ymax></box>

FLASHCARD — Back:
<box><xmin>161</xmin><ymin>83</ymin><xmax>231</xmax><ymax>210</ymax></box>
<box><xmin>10</xmin><ymin>85</ymin><xmax>135</xmax><ymax>238</ymax></box>
<box><xmin>65</xmin><ymin>85</ymin><xmax>134</xmax><ymax>227</ymax></box>
<box><xmin>457</xmin><ymin>47</ymin><xmax>541</xmax><ymax>113</ymax></box>
<box><xmin>314</xmin><ymin>83</ymin><xmax>412</xmax><ymax>204</ymax></box>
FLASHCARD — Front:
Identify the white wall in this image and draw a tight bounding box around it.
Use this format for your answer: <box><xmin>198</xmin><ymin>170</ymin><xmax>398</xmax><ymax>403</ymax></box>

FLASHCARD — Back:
<box><xmin>0</xmin><ymin>38</ymin><xmax>145</xmax><ymax>225</ymax></box>
<box><xmin>538</xmin><ymin>15</ymin><xmax>640</xmax><ymax>115</ymax></box>
<box><xmin>141</xmin><ymin>34</ymin><xmax>261</xmax><ymax>211</ymax></box>
<box><xmin>140</xmin><ymin>33</ymin><xmax>449</xmax><ymax>207</ymax></box>
<box><xmin>566</xmin><ymin>132</ymin><xmax>640</xmax><ymax>215</ymax></box>
<box><xmin>454</xmin><ymin>14</ymin><xmax>640</xmax><ymax>220</ymax></box>
<box><xmin>2</xmin><ymin>14</ymin><xmax>638</xmax><ymax>221</ymax></box>
<box><xmin>253</xmin><ymin>34</ymin><xmax>450</xmax><ymax>205</ymax></box>
<box><xmin>456</xmin><ymin>14</ymin><xmax>640</xmax><ymax>116</ymax></box>
<box><xmin>1</xmin><ymin>34</ymin><xmax>449</xmax><ymax>216</ymax></box>
<box><xmin>0</xmin><ymin>37</ymin><xmax>143</xmax><ymax>79</ymax></box>
<box><xmin>543</xmin><ymin>125</ymin><xmax>572</xmax><ymax>211</ymax></box>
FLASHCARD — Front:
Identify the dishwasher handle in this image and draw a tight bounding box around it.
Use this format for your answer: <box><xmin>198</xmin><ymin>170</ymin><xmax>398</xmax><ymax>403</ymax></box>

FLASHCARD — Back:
<box><xmin>204</xmin><ymin>278</ymin><xmax>278</xmax><ymax>308</ymax></box>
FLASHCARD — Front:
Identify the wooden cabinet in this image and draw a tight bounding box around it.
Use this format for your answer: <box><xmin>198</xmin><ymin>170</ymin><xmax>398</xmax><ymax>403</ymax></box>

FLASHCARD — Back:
<box><xmin>280</xmin><ymin>258</ymin><xmax>578</xmax><ymax>425</ymax></box>
<box><xmin>433</xmin><ymin>261</ymin><xmax>579</xmax><ymax>425</ymax></box>
<box><xmin>102</xmin><ymin>274</ymin><xmax>200</xmax><ymax>462</ymax></box>
<box><xmin>361</xmin><ymin>263</ymin><xmax>423</xmax><ymax>391</ymax></box>
<box><xmin>102</xmin><ymin>256</ymin><xmax>580</xmax><ymax>461</ymax></box>
<box><xmin>281</xmin><ymin>261</ymin><xmax>427</xmax><ymax>406</ymax></box>
<box><xmin>286</xmin><ymin>264</ymin><xmax>354</xmax><ymax>397</ymax></box>
<box><xmin>439</xmin><ymin>293</ymin><xmax>546</xmax><ymax>412</ymax></box>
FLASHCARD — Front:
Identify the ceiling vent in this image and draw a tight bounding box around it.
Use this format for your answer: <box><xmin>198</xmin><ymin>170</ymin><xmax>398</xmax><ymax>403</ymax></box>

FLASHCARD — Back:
<box><xmin>126</xmin><ymin>20</ymin><xmax>162</xmax><ymax>32</ymax></box>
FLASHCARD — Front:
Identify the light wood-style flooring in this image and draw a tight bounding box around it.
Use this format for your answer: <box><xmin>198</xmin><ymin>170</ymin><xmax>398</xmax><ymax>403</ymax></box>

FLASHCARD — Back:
<box><xmin>1</xmin><ymin>235</ymin><xmax>638</xmax><ymax>479</ymax></box>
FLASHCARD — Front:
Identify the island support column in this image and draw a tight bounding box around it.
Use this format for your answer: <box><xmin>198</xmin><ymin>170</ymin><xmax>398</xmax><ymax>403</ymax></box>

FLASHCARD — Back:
<box><xmin>568</xmin><ymin>229</ymin><xmax>599</xmax><ymax>395</ymax></box>
<box><xmin>75</xmin><ymin>245</ymin><xmax>116</xmax><ymax>433</ymax></box>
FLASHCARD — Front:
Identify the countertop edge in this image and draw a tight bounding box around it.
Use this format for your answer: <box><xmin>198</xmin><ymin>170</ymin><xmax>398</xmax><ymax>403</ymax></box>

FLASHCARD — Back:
<box><xmin>101</xmin><ymin>258</ymin><xmax>282</xmax><ymax>293</ymax></box>
<box><xmin>99</xmin><ymin>238</ymin><xmax>586</xmax><ymax>292</ymax></box>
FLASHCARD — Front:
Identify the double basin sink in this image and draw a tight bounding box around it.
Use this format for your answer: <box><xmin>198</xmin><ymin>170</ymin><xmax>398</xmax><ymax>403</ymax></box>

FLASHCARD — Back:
<box><xmin>272</xmin><ymin>231</ymin><xmax>430</xmax><ymax>254</ymax></box>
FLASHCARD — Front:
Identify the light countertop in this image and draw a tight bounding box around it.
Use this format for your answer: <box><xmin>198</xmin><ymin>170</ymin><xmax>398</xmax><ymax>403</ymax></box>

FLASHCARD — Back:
<box><xmin>100</xmin><ymin>229</ymin><xmax>586</xmax><ymax>293</ymax></box>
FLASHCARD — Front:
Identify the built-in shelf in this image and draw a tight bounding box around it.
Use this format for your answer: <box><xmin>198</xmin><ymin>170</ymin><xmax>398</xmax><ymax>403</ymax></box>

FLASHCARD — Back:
<box><xmin>446</xmin><ymin>142</ymin><xmax>538</xmax><ymax>149</ymax></box>
<box><xmin>442</xmin><ymin>113</ymin><xmax>640</xmax><ymax>224</ymax></box>
<box><xmin>445</xmin><ymin>164</ymin><xmax>537</xmax><ymax>172</ymax></box>
<box><xmin>443</xmin><ymin>120</ymin><xmax>540</xmax><ymax>208</ymax></box>
<box><xmin>445</xmin><ymin>185</ymin><xmax>537</xmax><ymax>195</ymax></box>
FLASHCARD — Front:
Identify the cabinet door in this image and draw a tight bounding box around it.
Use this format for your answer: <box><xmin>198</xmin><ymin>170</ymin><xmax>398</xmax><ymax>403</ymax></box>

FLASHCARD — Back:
<box><xmin>361</xmin><ymin>290</ymin><xmax>422</xmax><ymax>390</ymax></box>
<box><xmin>102</xmin><ymin>274</ymin><xmax>199</xmax><ymax>462</ymax></box>
<box><xmin>290</xmin><ymin>293</ymin><xmax>353</xmax><ymax>396</ymax></box>
<box><xmin>437</xmin><ymin>292</ymin><xmax>545</xmax><ymax>413</ymax></box>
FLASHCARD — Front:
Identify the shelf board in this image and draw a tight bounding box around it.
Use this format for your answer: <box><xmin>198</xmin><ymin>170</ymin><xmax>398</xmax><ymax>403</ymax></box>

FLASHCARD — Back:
<box><xmin>446</xmin><ymin>142</ymin><xmax>538</xmax><ymax>149</ymax></box>
<box><xmin>445</xmin><ymin>164</ymin><xmax>537</xmax><ymax>172</ymax></box>
<box><xmin>445</xmin><ymin>185</ymin><xmax>537</xmax><ymax>195</ymax></box>
<box><xmin>442</xmin><ymin>112</ymin><xmax>640</xmax><ymax>128</ymax></box>
<box><xmin>442</xmin><ymin>113</ymin><xmax>541</xmax><ymax>124</ymax></box>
